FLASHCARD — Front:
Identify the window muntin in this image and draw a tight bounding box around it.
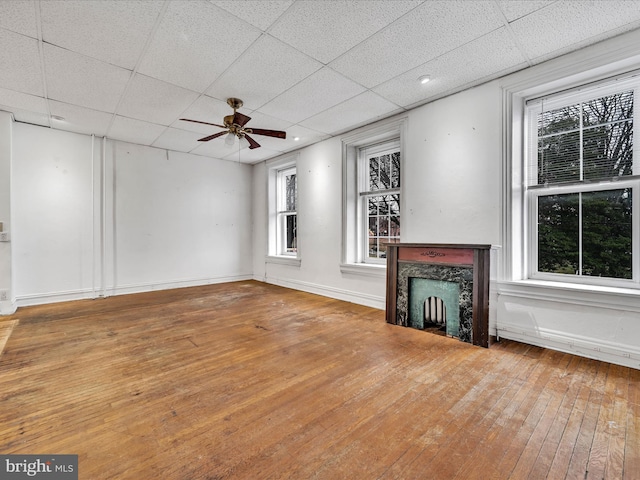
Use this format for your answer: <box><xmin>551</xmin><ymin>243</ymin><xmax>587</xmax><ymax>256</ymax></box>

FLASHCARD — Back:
<box><xmin>359</xmin><ymin>141</ymin><xmax>400</xmax><ymax>262</ymax></box>
<box><xmin>526</xmin><ymin>81</ymin><xmax>638</xmax><ymax>286</ymax></box>
<box><xmin>277</xmin><ymin>167</ymin><xmax>297</xmax><ymax>255</ymax></box>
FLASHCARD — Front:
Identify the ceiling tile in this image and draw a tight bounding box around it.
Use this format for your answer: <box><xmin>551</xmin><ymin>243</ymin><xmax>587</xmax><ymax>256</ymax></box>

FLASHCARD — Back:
<box><xmin>259</xmin><ymin>67</ymin><xmax>366</xmax><ymax>124</ymax></box>
<box><xmin>44</xmin><ymin>44</ymin><xmax>131</xmax><ymax>113</ymax></box>
<box><xmin>330</xmin><ymin>1</ymin><xmax>504</xmax><ymax>88</ymax></box>
<box><xmin>48</xmin><ymin>101</ymin><xmax>114</xmax><ymax>137</ymax></box>
<box><xmin>209</xmin><ymin>0</ymin><xmax>294</xmax><ymax>31</ymax></box>
<box><xmin>0</xmin><ymin>87</ymin><xmax>47</xmax><ymax>115</ymax></box>
<box><xmin>300</xmin><ymin>91</ymin><xmax>402</xmax><ymax>134</ymax></box>
<box><xmin>373</xmin><ymin>27</ymin><xmax>527</xmax><ymax>108</ymax></box>
<box><xmin>511</xmin><ymin>1</ymin><xmax>640</xmax><ymax>62</ymax></box>
<box><xmin>170</xmin><ymin>95</ymin><xmax>231</xmax><ymax>134</ymax></box>
<box><xmin>207</xmin><ymin>35</ymin><xmax>322</xmax><ymax>110</ymax></box>
<box><xmin>0</xmin><ymin>0</ymin><xmax>37</xmax><ymax>37</ymax></box>
<box><xmin>117</xmin><ymin>74</ymin><xmax>200</xmax><ymax>126</ymax></box>
<box><xmin>40</xmin><ymin>0</ymin><xmax>163</xmax><ymax>70</ymax></box>
<box><xmin>0</xmin><ymin>29</ymin><xmax>43</xmax><ymax>96</ymax></box>
<box><xmin>137</xmin><ymin>0</ymin><xmax>261</xmax><ymax>93</ymax></box>
<box><xmin>152</xmin><ymin>127</ymin><xmax>205</xmax><ymax>152</ymax></box>
<box><xmin>495</xmin><ymin>1</ymin><xmax>555</xmax><ymax>22</ymax></box>
<box><xmin>108</xmin><ymin>115</ymin><xmax>166</xmax><ymax>145</ymax></box>
<box><xmin>269</xmin><ymin>1</ymin><xmax>423</xmax><ymax>64</ymax></box>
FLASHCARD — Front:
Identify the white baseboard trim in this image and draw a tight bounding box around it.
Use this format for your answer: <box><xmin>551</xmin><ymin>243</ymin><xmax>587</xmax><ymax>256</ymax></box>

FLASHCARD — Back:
<box><xmin>14</xmin><ymin>274</ymin><xmax>254</xmax><ymax>307</ymax></box>
<box><xmin>497</xmin><ymin>322</ymin><xmax>640</xmax><ymax>370</ymax></box>
<box><xmin>260</xmin><ymin>275</ymin><xmax>385</xmax><ymax>310</ymax></box>
<box><xmin>107</xmin><ymin>274</ymin><xmax>253</xmax><ymax>297</ymax></box>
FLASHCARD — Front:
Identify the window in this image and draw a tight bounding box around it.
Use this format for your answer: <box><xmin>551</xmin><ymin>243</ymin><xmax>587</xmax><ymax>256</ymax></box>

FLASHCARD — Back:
<box><xmin>524</xmin><ymin>77</ymin><xmax>639</xmax><ymax>287</ymax></box>
<box><xmin>359</xmin><ymin>140</ymin><xmax>401</xmax><ymax>262</ymax></box>
<box><xmin>341</xmin><ymin>117</ymin><xmax>405</xmax><ymax>275</ymax></box>
<box><xmin>277</xmin><ymin>166</ymin><xmax>297</xmax><ymax>255</ymax></box>
<box><xmin>267</xmin><ymin>154</ymin><xmax>300</xmax><ymax>266</ymax></box>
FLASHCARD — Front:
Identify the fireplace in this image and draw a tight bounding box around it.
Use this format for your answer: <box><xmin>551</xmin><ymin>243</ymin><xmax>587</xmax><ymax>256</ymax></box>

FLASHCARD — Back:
<box><xmin>386</xmin><ymin>244</ymin><xmax>490</xmax><ymax>347</ymax></box>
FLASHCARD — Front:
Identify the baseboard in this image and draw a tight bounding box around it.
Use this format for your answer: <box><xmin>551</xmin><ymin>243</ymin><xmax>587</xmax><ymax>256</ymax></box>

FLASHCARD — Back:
<box><xmin>107</xmin><ymin>274</ymin><xmax>254</xmax><ymax>297</ymax></box>
<box><xmin>260</xmin><ymin>275</ymin><xmax>385</xmax><ymax>310</ymax></box>
<box><xmin>14</xmin><ymin>274</ymin><xmax>254</xmax><ymax>308</ymax></box>
<box><xmin>0</xmin><ymin>300</ymin><xmax>17</xmax><ymax>315</ymax></box>
<box><xmin>497</xmin><ymin>322</ymin><xmax>640</xmax><ymax>370</ymax></box>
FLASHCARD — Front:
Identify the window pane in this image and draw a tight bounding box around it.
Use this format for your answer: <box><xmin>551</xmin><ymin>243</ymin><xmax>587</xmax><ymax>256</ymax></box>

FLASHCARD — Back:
<box><xmin>538</xmin><ymin>193</ymin><xmax>579</xmax><ymax>274</ymax></box>
<box><xmin>582</xmin><ymin>189</ymin><xmax>632</xmax><ymax>279</ymax></box>
<box><xmin>285</xmin><ymin>173</ymin><xmax>297</xmax><ymax>211</ymax></box>
<box><xmin>583</xmin><ymin>121</ymin><xmax>633</xmax><ymax>179</ymax></box>
<box><xmin>369</xmin><ymin>156</ymin><xmax>379</xmax><ymax>190</ymax></box>
<box><xmin>368</xmin><ymin>198</ymin><xmax>377</xmax><ymax>215</ymax></box>
<box><xmin>582</xmin><ymin>91</ymin><xmax>633</xmax><ymax>127</ymax></box>
<box><xmin>368</xmin><ymin>216</ymin><xmax>378</xmax><ymax>237</ymax></box>
<box><xmin>379</xmin><ymin>217</ymin><xmax>389</xmax><ymax>236</ymax></box>
<box><xmin>390</xmin><ymin>152</ymin><xmax>400</xmax><ymax>188</ymax></box>
<box><xmin>380</xmin><ymin>154</ymin><xmax>391</xmax><ymax>189</ymax></box>
<box><xmin>285</xmin><ymin>214</ymin><xmax>297</xmax><ymax>253</ymax></box>
<box><xmin>389</xmin><ymin>195</ymin><xmax>400</xmax><ymax>215</ymax></box>
<box><xmin>389</xmin><ymin>215</ymin><xmax>400</xmax><ymax>237</ymax></box>
<box><xmin>538</xmin><ymin>131</ymin><xmax>580</xmax><ymax>184</ymax></box>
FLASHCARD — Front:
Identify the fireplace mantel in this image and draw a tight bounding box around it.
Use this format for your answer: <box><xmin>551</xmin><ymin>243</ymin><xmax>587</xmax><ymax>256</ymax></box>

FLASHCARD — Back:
<box><xmin>385</xmin><ymin>243</ymin><xmax>491</xmax><ymax>348</ymax></box>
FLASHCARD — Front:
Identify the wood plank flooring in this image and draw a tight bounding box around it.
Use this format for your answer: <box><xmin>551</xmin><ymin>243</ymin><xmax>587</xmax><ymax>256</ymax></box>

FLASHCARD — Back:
<box><xmin>0</xmin><ymin>280</ymin><xmax>637</xmax><ymax>479</ymax></box>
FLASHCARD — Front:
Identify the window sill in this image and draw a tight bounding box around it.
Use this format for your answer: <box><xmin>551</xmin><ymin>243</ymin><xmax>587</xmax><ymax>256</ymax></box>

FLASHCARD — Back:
<box><xmin>497</xmin><ymin>279</ymin><xmax>640</xmax><ymax>313</ymax></box>
<box><xmin>340</xmin><ymin>263</ymin><xmax>387</xmax><ymax>278</ymax></box>
<box><xmin>266</xmin><ymin>255</ymin><xmax>301</xmax><ymax>267</ymax></box>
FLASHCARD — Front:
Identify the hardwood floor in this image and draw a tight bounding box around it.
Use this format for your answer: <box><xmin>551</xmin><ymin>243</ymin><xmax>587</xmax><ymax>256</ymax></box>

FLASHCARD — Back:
<box><xmin>0</xmin><ymin>280</ymin><xmax>638</xmax><ymax>479</ymax></box>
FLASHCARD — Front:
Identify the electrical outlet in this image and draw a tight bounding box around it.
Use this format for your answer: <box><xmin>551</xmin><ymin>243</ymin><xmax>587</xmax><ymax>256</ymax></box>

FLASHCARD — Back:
<box><xmin>0</xmin><ymin>232</ymin><xmax>9</xmax><ymax>242</ymax></box>
<box><xmin>0</xmin><ymin>290</ymin><xmax>8</xmax><ymax>302</ymax></box>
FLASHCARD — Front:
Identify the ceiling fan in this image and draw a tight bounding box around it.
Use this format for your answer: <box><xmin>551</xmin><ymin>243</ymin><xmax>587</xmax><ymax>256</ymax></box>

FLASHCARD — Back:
<box><xmin>180</xmin><ymin>98</ymin><xmax>286</xmax><ymax>149</ymax></box>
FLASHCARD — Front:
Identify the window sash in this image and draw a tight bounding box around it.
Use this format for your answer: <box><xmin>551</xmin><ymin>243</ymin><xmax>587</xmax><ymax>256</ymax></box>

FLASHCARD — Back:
<box><xmin>276</xmin><ymin>166</ymin><xmax>297</xmax><ymax>256</ymax></box>
<box><xmin>528</xmin><ymin>179</ymin><xmax>639</xmax><ymax>286</ymax></box>
<box><xmin>358</xmin><ymin>140</ymin><xmax>401</xmax><ymax>264</ymax></box>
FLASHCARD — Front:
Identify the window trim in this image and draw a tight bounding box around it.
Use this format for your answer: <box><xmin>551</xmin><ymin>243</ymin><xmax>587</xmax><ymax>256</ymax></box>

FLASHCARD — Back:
<box><xmin>266</xmin><ymin>153</ymin><xmax>301</xmax><ymax>267</ymax></box>
<box><xmin>340</xmin><ymin>116</ymin><xmax>406</xmax><ymax>276</ymax></box>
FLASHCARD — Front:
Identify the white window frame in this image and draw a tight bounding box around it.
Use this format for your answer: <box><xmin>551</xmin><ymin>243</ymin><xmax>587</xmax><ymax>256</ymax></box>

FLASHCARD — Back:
<box><xmin>276</xmin><ymin>166</ymin><xmax>297</xmax><ymax>257</ymax></box>
<box><xmin>358</xmin><ymin>139</ymin><xmax>401</xmax><ymax>264</ymax></box>
<box><xmin>340</xmin><ymin>117</ymin><xmax>406</xmax><ymax>277</ymax></box>
<box><xmin>266</xmin><ymin>154</ymin><xmax>300</xmax><ymax>267</ymax></box>
<box><xmin>502</xmin><ymin>43</ymin><xmax>640</xmax><ymax>304</ymax></box>
<box><xmin>524</xmin><ymin>77</ymin><xmax>639</xmax><ymax>289</ymax></box>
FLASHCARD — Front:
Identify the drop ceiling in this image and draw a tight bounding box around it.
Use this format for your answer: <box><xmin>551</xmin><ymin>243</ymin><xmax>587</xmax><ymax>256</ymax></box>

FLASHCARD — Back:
<box><xmin>1</xmin><ymin>0</ymin><xmax>640</xmax><ymax>164</ymax></box>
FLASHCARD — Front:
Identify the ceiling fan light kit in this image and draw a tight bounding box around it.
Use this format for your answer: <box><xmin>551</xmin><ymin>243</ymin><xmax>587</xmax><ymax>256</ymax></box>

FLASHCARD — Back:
<box><xmin>180</xmin><ymin>97</ymin><xmax>286</xmax><ymax>150</ymax></box>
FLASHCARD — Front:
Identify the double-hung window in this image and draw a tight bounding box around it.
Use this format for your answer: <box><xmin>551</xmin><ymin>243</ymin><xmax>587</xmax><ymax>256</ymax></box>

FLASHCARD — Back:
<box><xmin>359</xmin><ymin>140</ymin><xmax>401</xmax><ymax>262</ymax></box>
<box><xmin>277</xmin><ymin>166</ymin><xmax>297</xmax><ymax>255</ymax></box>
<box><xmin>267</xmin><ymin>154</ymin><xmax>300</xmax><ymax>265</ymax></box>
<box><xmin>341</xmin><ymin>118</ymin><xmax>405</xmax><ymax>275</ymax></box>
<box><xmin>525</xmin><ymin>77</ymin><xmax>638</xmax><ymax>287</ymax></box>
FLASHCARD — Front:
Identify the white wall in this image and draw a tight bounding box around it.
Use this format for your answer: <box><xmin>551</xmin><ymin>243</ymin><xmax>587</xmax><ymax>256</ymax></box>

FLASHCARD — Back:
<box><xmin>10</xmin><ymin>123</ymin><xmax>253</xmax><ymax>305</ymax></box>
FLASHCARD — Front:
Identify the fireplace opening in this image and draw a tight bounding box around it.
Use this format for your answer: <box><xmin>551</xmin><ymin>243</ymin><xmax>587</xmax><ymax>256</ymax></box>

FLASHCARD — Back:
<box><xmin>408</xmin><ymin>277</ymin><xmax>460</xmax><ymax>339</ymax></box>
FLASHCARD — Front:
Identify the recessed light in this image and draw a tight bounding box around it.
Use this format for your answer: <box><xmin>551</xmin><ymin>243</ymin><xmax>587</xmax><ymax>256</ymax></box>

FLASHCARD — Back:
<box><xmin>418</xmin><ymin>75</ymin><xmax>431</xmax><ymax>85</ymax></box>
<box><xmin>293</xmin><ymin>136</ymin><xmax>300</xmax><ymax>141</ymax></box>
<box><xmin>50</xmin><ymin>115</ymin><xmax>65</xmax><ymax>121</ymax></box>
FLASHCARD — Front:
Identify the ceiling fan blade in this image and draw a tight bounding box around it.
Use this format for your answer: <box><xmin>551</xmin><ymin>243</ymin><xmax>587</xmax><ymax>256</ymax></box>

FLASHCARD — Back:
<box><xmin>181</xmin><ymin>118</ymin><xmax>227</xmax><ymax>129</ymax></box>
<box><xmin>249</xmin><ymin>128</ymin><xmax>286</xmax><ymax>139</ymax></box>
<box><xmin>198</xmin><ymin>130</ymin><xmax>228</xmax><ymax>142</ymax></box>
<box><xmin>244</xmin><ymin>134</ymin><xmax>261</xmax><ymax>149</ymax></box>
<box><xmin>233</xmin><ymin>111</ymin><xmax>251</xmax><ymax>127</ymax></box>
